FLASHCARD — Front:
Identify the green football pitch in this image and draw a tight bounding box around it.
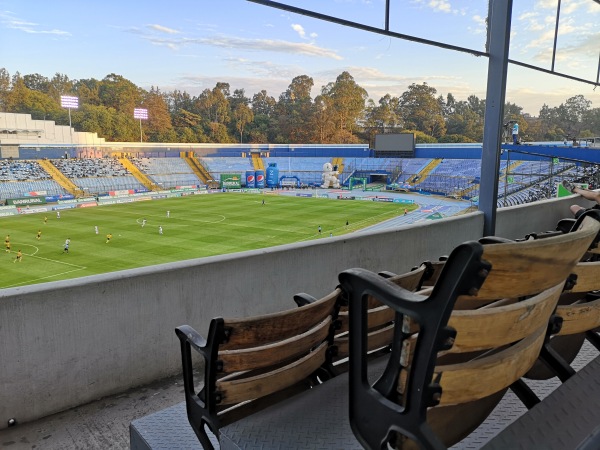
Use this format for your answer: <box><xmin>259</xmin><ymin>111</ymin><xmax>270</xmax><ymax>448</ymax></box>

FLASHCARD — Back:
<box><xmin>0</xmin><ymin>193</ymin><xmax>413</xmax><ymax>288</ymax></box>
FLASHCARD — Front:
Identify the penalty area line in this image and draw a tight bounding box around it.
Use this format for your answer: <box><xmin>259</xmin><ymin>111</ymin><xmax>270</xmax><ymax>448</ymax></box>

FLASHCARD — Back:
<box><xmin>27</xmin><ymin>253</ymin><xmax>88</xmax><ymax>269</ymax></box>
<box><xmin>3</xmin><ymin>253</ymin><xmax>88</xmax><ymax>288</ymax></box>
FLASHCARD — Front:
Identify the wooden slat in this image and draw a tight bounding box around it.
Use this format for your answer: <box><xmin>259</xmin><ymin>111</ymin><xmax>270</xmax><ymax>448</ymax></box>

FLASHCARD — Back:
<box><xmin>556</xmin><ymin>298</ymin><xmax>600</xmax><ymax>335</ymax></box>
<box><xmin>219</xmin><ymin>317</ymin><xmax>332</xmax><ymax>373</ymax></box>
<box><xmin>564</xmin><ymin>261</ymin><xmax>600</xmax><ymax>293</ymax></box>
<box><xmin>387</xmin><ymin>264</ymin><xmax>427</xmax><ymax>291</ymax></box>
<box><xmin>448</xmin><ymin>284</ymin><xmax>563</xmax><ymax>352</ymax></box>
<box><xmin>337</xmin><ymin>268</ymin><xmax>425</xmax><ymax>333</ymax></box>
<box><xmin>337</xmin><ymin>304</ymin><xmax>395</xmax><ymax>333</ymax></box>
<box><xmin>334</xmin><ymin>324</ymin><xmax>394</xmax><ymax>358</ymax></box>
<box><xmin>221</xmin><ymin>288</ymin><xmax>340</xmax><ymax>349</ymax></box>
<box><xmin>459</xmin><ymin>216</ymin><xmax>599</xmax><ymax>302</ymax></box>
<box><xmin>217</xmin><ymin>342</ymin><xmax>328</xmax><ymax>405</ymax></box>
<box><xmin>435</xmin><ymin>326</ymin><xmax>546</xmax><ymax>405</ymax></box>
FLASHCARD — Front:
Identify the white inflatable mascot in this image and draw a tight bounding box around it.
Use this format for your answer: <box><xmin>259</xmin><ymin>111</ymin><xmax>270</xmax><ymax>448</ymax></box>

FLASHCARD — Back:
<box><xmin>321</xmin><ymin>162</ymin><xmax>340</xmax><ymax>189</ymax></box>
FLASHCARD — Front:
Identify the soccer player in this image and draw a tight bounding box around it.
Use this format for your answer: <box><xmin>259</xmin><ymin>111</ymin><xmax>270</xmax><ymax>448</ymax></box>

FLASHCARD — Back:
<box><xmin>56</xmin><ymin>211</ymin><xmax>61</xmax><ymax>219</ymax></box>
<box><xmin>5</xmin><ymin>241</ymin><xmax>11</xmax><ymax>253</ymax></box>
<box><xmin>44</xmin><ymin>216</ymin><xmax>48</xmax><ymax>224</ymax></box>
<box><xmin>158</xmin><ymin>226</ymin><xmax>163</xmax><ymax>235</ymax></box>
<box><xmin>36</xmin><ymin>230</ymin><xmax>42</xmax><ymax>240</ymax></box>
<box><xmin>318</xmin><ymin>226</ymin><xmax>322</xmax><ymax>235</ymax></box>
<box><xmin>13</xmin><ymin>249</ymin><xmax>22</xmax><ymax>263</ymax></box>
<box><xmin>94</xmin><ymin>225</ymin><xmax>99</xmax><ymax>235</ymax></box>
<box><xmin>106</xmin><ymin>233</ymin><xmax>112</xmax><ymax>244</ymax></box>
<box><xmin>63</xmin><ymin>238</ymin><xmax>70</xmax><ymax>253</ymax></box>
<box><xmin>166</xmin><ymin>210</ymin><xmax>170</xmax><ymax>218</ymax></box>
<box><xmin>142</xmin><ymin>218</ymin><xmax>147</xmax><ymax>227</ymax></box>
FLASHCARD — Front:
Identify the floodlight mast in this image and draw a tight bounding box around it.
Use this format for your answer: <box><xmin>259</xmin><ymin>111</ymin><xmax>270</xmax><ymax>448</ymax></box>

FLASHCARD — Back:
<box><xmin>134</xmin><ymin>108</ymin><xmax>148</xmax><ymax>143</ymax></box>
<box><xmin>60</xmin><ymin>96</ymin><xmax>79</xmax><ymax>144</ymax></box>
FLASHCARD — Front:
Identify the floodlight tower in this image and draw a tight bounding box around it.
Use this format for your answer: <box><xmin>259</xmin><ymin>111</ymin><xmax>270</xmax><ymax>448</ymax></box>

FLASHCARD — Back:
<box><xmin>60</xmin><ymin>95</ymin><xmax>79</xmax><ymax>143</ymax></box>
<box><xmin>134</xmin><ymin>108</ymin><xmax>148</xmax><ymax>143</ymax></box>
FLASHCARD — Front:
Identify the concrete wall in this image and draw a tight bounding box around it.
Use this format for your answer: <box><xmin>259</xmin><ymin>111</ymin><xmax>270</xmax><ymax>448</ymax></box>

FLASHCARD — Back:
<box><xmin>0</xmin><ymin>194</ymin><xmax>593</xmax><ymax>428</ymax></box>
<box><xmin>495</xmin><ymin>193</ymin><xmax>595</xmax><ymax>239</ymax></box>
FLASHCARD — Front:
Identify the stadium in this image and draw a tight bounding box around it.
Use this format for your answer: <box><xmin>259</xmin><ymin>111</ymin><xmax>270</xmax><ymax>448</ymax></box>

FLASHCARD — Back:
<box><xmin>2</xmin><ymin>1</ymin><xmax>600</xmax><ymax>449</ymax></box>
<box><xmin>2</xmin><ymin>111</ymin><xmax>600</xmax><ymax>290</ymax></box>
<box><xmin>2</xmin><ymin>108</ymin><xmax>600</xmax><ymax>447</ymax></box>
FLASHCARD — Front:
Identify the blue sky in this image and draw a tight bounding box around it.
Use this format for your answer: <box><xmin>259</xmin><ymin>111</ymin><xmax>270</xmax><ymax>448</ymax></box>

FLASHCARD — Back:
<box><xmin>1</xmin><ymin>0</ymin><xmax>599</xmax><ymax>116</ymax></box>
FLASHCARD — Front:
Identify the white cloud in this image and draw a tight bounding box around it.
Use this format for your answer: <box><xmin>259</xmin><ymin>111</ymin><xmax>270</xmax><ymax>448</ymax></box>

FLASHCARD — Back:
<box><xmin>430</xmin><ymin>0</ymin><xmax>451</xmax><ymax>13</ymax></box>
<box><xmin>139</xmin><ymin>33</ymin><xmax>343</xmax><ymax>60</ymax></box>
<box><xmin>147</xmin><ymin>24</ymin><xmax>180</xmax><ymax>34</ymax></box>
<box><xmin>0</xmin><ymin>10</ymin><xmax>70</xmax><ymax>36</ymax></box>
<box><xmin>470</xmin><ymin>14</ymin><xmax>486</xmax><ymax>34</ymax></box>
<box><xmin>291</xmin><ymin>23</ymin><xmax>306</xmax><ymax>39</ymax></box>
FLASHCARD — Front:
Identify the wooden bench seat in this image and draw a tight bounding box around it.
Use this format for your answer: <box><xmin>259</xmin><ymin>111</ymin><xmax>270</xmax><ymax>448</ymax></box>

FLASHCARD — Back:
<box><xmin>173</xmin><ymin>214</ymin><xmax>600</xmax><ymax>450</ymax></box>
<box><xmin>343</xmin><ymin>214</ymin><xmax>600</xmax><ymax>449</ymax></box>
<box><xmin>174</xmin><ymin>288</ymin><xmax>343</xmax><ymax>449</ymax></box>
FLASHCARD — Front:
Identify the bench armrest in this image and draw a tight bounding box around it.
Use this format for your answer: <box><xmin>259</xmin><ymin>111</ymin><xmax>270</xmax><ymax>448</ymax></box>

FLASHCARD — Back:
<box><xmin>175</xmin><ymin>321</ymin><xmax>225</xmax><ymax>450</ymax></box>
<box><xmin>339</xmin><ymin>241</ymin><xmax>489</xmax><ymax>450</ymax></box>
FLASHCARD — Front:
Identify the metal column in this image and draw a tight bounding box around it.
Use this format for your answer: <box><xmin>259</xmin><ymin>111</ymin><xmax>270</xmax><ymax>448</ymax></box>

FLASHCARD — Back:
<box><xmin>479</xmin><ymin>0</ymin><xmax>513</xmax><ymax>236</ymax></box>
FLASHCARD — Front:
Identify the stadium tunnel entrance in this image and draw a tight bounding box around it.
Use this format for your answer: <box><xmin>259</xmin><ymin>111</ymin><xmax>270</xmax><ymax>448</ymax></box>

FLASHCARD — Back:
<box><xmin>353</xmin><ymin>170</ymin><xmax>391</xmax><ymax>185</ymax></box>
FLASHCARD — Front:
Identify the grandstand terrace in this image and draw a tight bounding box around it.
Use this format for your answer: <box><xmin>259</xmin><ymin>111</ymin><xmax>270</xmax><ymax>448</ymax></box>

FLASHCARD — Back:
<box><xmin>129</xmin><ymin>157</ymin><xmax>201</xmax><ymax>188</ymax></box>
<box><xmin>0</xmin><ymin>150</ymin><xmax>599</xmax><ymax>207</ymax></box>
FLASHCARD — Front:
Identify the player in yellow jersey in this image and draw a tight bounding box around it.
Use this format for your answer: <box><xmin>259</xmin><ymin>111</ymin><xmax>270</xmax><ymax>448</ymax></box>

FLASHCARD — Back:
<box><xmin>36</xmin><ymin>230</ymin><xmax>42</xmax><ymax>240</ymax></box>
<box><xmin>5</xmin><ymin>235</ymin><xmax>10</xmax><ymax>253</ymax></box>
<box><xmin>14</xmin><ymin>249</ymin><xmax>22</xmax><ymax>263</ymax></box>
<box><xmin>106</xmin><ymin>233</ymin><xmax>113</xmax><ymax>244</ymax></box>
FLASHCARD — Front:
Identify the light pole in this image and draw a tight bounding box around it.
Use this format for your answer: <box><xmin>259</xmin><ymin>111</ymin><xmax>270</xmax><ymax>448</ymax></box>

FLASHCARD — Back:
<box><xmin>134</xmin><ymin>108</ymin><xmax>148</xmax><ymax>143</ymax></box>
<box><xmin>60</xmin><ymin>95</ymin><xmax>78</xmax><ymax>144</ymax></box>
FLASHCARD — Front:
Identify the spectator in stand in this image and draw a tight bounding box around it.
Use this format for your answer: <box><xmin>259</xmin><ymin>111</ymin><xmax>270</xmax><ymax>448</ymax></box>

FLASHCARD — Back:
<box><xmin>562</xmin><ymin>180</ymin><xmax>600</xmax><ymax>217</ymax></box>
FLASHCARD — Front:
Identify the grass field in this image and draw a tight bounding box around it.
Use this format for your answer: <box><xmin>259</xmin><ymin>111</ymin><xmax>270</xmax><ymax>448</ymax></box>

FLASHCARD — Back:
<box><xmin>0</xmin><ymin>193</ymin><xmax>413</xmax><ymax>288</ymax></box>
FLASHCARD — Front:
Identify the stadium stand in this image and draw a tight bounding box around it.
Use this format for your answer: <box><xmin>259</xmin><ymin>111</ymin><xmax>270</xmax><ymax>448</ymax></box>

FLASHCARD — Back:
<box><xmin>48</xmin><ymin>158</ymin><xmax>145</xmax><ymax>194</ymax></box>
<box><xmin>263</xmin><ymin>157</ymin><xmax>332</xmax><ymax>186</ymax></box>
<box><xmin>0</xmin><ymin>154</ymin><xmax>598</xmax><ymax>207</ymax></box>
<box><xmin>200</xmin><ymin>157</ymin><xmax>252</xmax><ymax>175</ymax></box>
<box><xmin>129</xmin><ymin>157</ymin><xmax>202</xmax><ymax>188</ymax></box>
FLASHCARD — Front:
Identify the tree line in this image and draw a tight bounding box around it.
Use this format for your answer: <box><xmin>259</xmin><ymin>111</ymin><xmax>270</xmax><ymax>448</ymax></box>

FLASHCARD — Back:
<box><xmin>0</xmin><ymin>68</ymin><xmax>597</xmax><ymax>145</ymax></box>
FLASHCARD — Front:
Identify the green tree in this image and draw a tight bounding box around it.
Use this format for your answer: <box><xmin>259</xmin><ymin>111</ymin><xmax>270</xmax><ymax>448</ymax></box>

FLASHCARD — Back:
<box><xmin>75</xmin><ymin>78</ymin><xmax>102</xmax><ymax>106</ymax></box>
<box><xmin>0</xmin><ymin>68</ymin><xmax>10</xmax><ymax>110</ymax></box>
<box><xmin>319</xmin><ymin>71</ymin><xmax>368</xmax><ymax>142</ymax></box>
<box><xmin>165</xmin><ymin>90</ymin><xmax>194</xmax><ymax>116</ymax></box>
<box><xmin>77</xmin><ymin>104</ymin><xmax>116</xmax><ymax>138</ymax></box>
<box><xmin>248</xmin><ymin>90</ymin><xmax>277</xmax><ymax>143</ymax></box>
<box><xmin>277</xmin><ymin>75</ymin><xmax>314</xmax><ymax>143</ymax></box>
<box><xmin>142</xmin><ymin>86</ymin><xmax>173</xmax><ymax>142</ymax></box>
<box><xmin>309</xmin><ymin>94</ymin><xmax>335</xmax><ymax>143</ymax></box>
<box><xmin>399</xmin><ymin>83</ymin><xmax>446</xmax><ymax>138</ymax></box>
<box><xmin>99</xmin><ymin>73</ymin><xmax>142</xmax><ymax>114</ymax></box>
<box><xmin>251</xmin><ymin>90</ymin><xmax>276</xmax><ymax>116</ymax></box>
<box><xmin>47</xmin><ymin>73</ymin><xmax>74</xmax><ymax>103</ymax></box>
<box><xmin>232</xmin><ymin>103</ymin><xmax>254</xmax><ymax>143</ymax></box>
<box><xmin>403</xmin><ymin>129</ymin><xmax>437</xmax><ymax>143</ymax></box>
<box><xmin>197</xmin><ymin>84</ymin><xmax>230</xmax><ymax>125</ymax></box>
<box><xmin>23</xmin><ymin>73</ymin><xmax>49</xmax><ymax>92</ymax></box>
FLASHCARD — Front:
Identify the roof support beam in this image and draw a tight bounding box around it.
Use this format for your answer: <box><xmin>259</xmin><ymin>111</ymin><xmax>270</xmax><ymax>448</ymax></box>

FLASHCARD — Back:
<box><xmin>480</xmin><ymin>0</ymin><xmax>513</xmax><ymax>236</ymax></box>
